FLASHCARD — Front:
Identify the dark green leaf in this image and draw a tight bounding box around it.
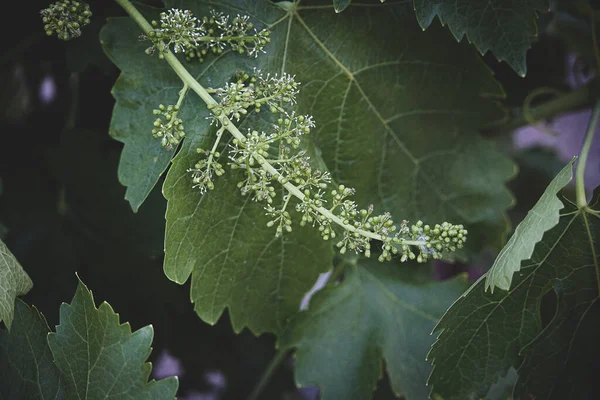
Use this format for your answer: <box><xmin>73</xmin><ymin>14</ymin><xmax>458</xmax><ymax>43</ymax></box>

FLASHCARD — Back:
<box><xmin>47</xmin><ymin>278</ymin><xmax>178</xmax><ymax>399</ymax></box>
<box><xmin>485</xmin><ymin>158</ymin><xmax>575</xmax><ymax>292</ymax></box>
<box><xmin>104</xmin><ymin>0</ymin><xmax>514</xmax><ymax>336</ymax></box>
<box><xmin>427</xmin><ymin>189</ymin><xmax>600</xmax><ymax>399</ymax></box>
<box><xmin>0</xmin><ymin>238</ymin><xmax>32</xmax><ymax>330</ymax></box>
<box><xmin>279</xmin><ymin>259</ymin><xmax>467</xmax><ymax>400</ymax></box>
<box><xmin>413</xmin><ymin>0</ymin><xmax>549</xmax><ymax>76</ymax></box>
<box><xmin>0</xmin><ymin>300</ymin><xmax>64</xmax><ymax>399</ymax></box>
<box><xmin>287</xmin><ymin>2</ymin><xmax>515</xmax><ymax>257</ymax></box>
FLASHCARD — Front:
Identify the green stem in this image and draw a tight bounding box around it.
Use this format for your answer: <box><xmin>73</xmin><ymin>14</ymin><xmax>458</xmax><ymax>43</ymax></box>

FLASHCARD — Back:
<box><xmin>205</xmin><ymin>126</ymin><xmax>225</xmax><ymax>175</ymax></box>
<box><xmin>113</xmin><ymin>0</ymin><xmax>425</xmax><ymax>248</ymax></box>
<box><xmin>576</xmin><ymin>101</ymin><xmax>600</xmax><ymax>208</ymax></box>
<box><xmin>169</xmin><ymin>83</ymin><xmax>189</xmax><ymax>123</ymax></box>
<box><xmin>176</xmin><ymin>84</ymin><xmax>189</xmax><ymax>106</ymax></box>
<box><xmin>247</xmin><ymin>349</ymin><xmax>289</xmax><ymax>400</ymax></box>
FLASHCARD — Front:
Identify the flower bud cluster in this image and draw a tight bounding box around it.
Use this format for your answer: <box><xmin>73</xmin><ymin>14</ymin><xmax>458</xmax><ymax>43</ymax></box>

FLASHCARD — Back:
<box><xmin>152</xmin><ymin>104</ymin><xmax>185</xmax><ymax>150</ymax></box>
<box><xmin>40</xmin><ymin>0</ymin><xmax>92</xmax><ymax>41</ymax></box>
<box><xmin>188</xmin><ymin>147</ymin><xmax>225</xmax><ymax>193</ymax></box>
<box><xmin>208</xmin><ymin>71</ymin><xmax>299</xmax><ymax>123</ymax></box>
<box><xmin>188</xmin><ymin>71</ymin><xmax>468</xmax><ymax>262</ymax></box>
<box><xmin>147</xmin><ymin>9</ymin><xmax>201</xmax><ymax>55</ymax></box>
<box><xmin>334</xmin><ymin>202</ymin><xmax>467</xmax><ymax>263</ymax></box>
<box><xmin>141</xmin><ymin>8</ymin><xmax>270</xmax><ymax>60</ymax></box>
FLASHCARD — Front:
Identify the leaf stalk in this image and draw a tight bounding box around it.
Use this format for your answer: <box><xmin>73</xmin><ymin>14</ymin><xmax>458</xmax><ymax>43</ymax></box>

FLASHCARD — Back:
<box><xmin>575</xmin><ymin>100</ymin><xmax>600</xmax><ymax>208</ymax></box>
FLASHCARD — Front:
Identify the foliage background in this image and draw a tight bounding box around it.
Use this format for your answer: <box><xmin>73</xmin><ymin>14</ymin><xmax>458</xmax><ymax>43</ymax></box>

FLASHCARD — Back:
<box><xmin>0</xmin><ymin>0</ymin><xmax>598</xmax><ymax>398</ymax></box>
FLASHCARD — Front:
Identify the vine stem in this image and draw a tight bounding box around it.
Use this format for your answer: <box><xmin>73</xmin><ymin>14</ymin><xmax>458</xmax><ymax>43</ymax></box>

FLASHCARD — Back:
<box><xmin>576</xmin><ymin>100</ymin><xmax>600</xmax><ymax>208</ymax></box>
<box><xmin>247</xmin><ymin>349</ymin><xmax>290</xmax><ymax>400</ymax></box>
<box><xmin>113</xmin><ymin>0</ymin><xmax>424</xmax><ymax>247</ymax></box>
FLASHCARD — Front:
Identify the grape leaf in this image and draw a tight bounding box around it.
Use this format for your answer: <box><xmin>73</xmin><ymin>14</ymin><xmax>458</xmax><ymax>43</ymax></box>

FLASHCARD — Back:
<box><xmin>47</xmin><ymin>278</ymin><xmax>178</xmax><ymax>399</ymax></box>
<box><xmin>413</xmin><ymin>0</ymin><xmax>549</xmax><ymax>77</ymax></box>
<box><xmin>279</xmin><ymin>259</ymin><xmax>467</xmax><ymax>400</ymax></box>
<box><xmin>286</xmin><ymin>1</ymin><xmax>515</xmax><ymax>256</ymax></box>
<box><xmin>103</xmin><ymin>0</ymin><xmax>514</xmax><ymax>335</ymax></box>
<box><xmin>0</xmin><ymin>300</ymin><xmax>64</xmax><ymax>399</ymax></box>
<box><xmin>485</xmin><ymin>158</ymin><xmax>576</xmax><ymax>292</ymax></box>
<box><xmin>0</xmin><ymin>238</ymin><xmax>32</xmax><ymax>330</ymax></box>
<box><xmin>427</xmin><ymin>189</ymin><xmax>600</xmax><ymax>399</ymax></box>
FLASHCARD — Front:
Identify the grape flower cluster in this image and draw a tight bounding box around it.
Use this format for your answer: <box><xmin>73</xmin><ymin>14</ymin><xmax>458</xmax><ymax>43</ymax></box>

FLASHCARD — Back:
<box><xmin>152</xmin><ymin>104</ymin><xmax>186</xmax><ymax>150</ymax></box>
<box><xmin>141</xmin><ymin>8</ymin><xmax>271</xmax><ymax>60</ymax></box>
<box><xmin>139</xmin><ymin>7</ymin><xmax>468</xmax><ymax>263</ymax></box>
<box><xmin>40</xmin><ymin>0</ymin><xmax>92</xmax><ymax>41</ymax></box>
<box><xmin>186</xmin><ymin>70</ymin><xmax>468</xmax><ymax>263</ymax></box>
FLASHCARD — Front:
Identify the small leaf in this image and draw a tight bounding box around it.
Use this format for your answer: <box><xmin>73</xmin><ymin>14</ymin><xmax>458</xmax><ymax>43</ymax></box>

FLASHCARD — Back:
<box><xmin>279</xmin><ymin>259</ymin><xmax>467</xmax><ymax>400</ymax></box>
<box><xmin>333</xmin><ymin>0</ymin><xmax>352</xmax><ymax>13</ymax></box>
<box><xmin>0</xmin><ymin>238</ymin><xmax>32</xmax><ymax>330</ymax></box>
<box><xmin>47</xmin><ymin>278</ymin><xmax>178</xmax><ymax>399</ymax></box>
<box><xmin>427</xmin><ymin>189</ymin><xmax>600</xmax><ymax>399</ymax></box>
<box><xmin>485</xmin><ymin>158</ymin><xmax>576</xmax><ymax>292</ymax></box>
<box><xmin>0</xmin><ymin>300</ymin><xmax>65</xmax><ymax>399</ymax></box>
<box><xmin>413</xmin><ymin>0</ymin><xmax>549</xmax><ymax>76</ymax></box>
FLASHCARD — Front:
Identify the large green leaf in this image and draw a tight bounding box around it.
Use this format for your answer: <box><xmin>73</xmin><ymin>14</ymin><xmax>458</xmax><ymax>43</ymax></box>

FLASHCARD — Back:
<box><xmin>104</xmin><ymin>0</ymin><xmax>514</xmax><ymax>335</ymax></box>
<box><xmin>47</xmin><ymin>278</ymin><xmax>178</xmax><ymax>399</ymax></box>
<box><xmin>0</xmin><ymin>300</ymin><xmax>64</xmax><ymax>399</ymax></box>
<box><xmin>287</xmin><ymin>1</ymin><xmax>515</xmax><ymax>255</ymax></box>
<box><xmin>413</xmin><ymin>0</ymin><xmax>549</xmax><ymax>76</ymax></box>
<box><xmin>485</xmin><ymin>158</ymin><xmax>576</xmax><ymax>292</ymax></box>
<box><xmin>427</xmin><ymin>189</ymin><xmax>600</xmax><ymax>399</ymax></box>
<box><xmin>0</xmin><ymin>238</ymin><xmax>32</xmax><ymax>330</ymax></box>
<box><xmin>279</xmin><ymin>259</ymin><xmax>467</xmax><ymax>400</ymax></box>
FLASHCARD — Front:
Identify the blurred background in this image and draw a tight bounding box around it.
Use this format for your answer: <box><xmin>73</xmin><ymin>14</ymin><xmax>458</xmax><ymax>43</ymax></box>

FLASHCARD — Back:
<box><xmin>1</xmin><ymin>1</ymin><xmax>599</xmax><ymax>399</ymax></box>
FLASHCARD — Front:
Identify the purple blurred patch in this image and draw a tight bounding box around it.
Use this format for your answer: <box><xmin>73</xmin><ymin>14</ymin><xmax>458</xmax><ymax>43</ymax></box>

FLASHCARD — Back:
<box><xmin>300</xmin><ymin>271</ymin><xmax>332</xmax><ymax>310</ymax></box>
<box><xmin>39</xmin><ymin>75</ymin><xmax>57</xmax><ymax>105</ymax></box>
<box><xmin>513</xmin><ymin>108</ymin><xmax>600</xmax><ymax>191</ymax></box>
<box><xmin>298</xmin><ymin>386</ymin><xmax>320</xmax><ymax>400</ymax></box>
<box><xmin>514</xmin><ymin>51</ymin><xmax>600</xmax><ymax>191</ymax></box>
<box><xmin>152</xmin><ymin>349</ymin><xmax>184</xmax><ymax>380</ymax></box>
